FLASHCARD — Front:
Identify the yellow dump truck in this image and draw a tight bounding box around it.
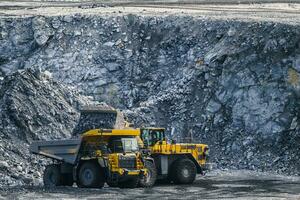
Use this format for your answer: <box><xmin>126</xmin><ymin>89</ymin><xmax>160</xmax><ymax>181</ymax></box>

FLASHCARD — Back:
<box><xmin>137</xmin><ymin>127</ymin><xmax>211</xmax><ymax>185</ymax></box>
<box><xmin>30</xmin><ymin>129</ymin><xmax>152</xmax><ymax>188</ymax></box>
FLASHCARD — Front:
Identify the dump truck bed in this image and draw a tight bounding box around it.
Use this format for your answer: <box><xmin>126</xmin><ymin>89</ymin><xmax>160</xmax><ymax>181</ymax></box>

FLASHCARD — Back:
<box><xmin>30</xmin><ymin>139</ymin><xmax>81</xmax><ymax>164</ymax></box>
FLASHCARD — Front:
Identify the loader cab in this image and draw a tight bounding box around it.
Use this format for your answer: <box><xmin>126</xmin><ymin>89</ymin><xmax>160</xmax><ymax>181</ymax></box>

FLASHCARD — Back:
<box><xmin>140</xmin><ymin>128</ymin><xmax>166</xmax><ymax>147</ymax></box>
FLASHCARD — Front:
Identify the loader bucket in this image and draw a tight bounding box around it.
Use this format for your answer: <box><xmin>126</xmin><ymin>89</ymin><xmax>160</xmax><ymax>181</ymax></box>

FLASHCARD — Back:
<box><xmin>72</xmin><ymin>106</ymin><xmax>125</xmax><ymax>135</ymax></box>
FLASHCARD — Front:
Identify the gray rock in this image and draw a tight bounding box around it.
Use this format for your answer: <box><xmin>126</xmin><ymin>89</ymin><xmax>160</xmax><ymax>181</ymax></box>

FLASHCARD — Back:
<box><xmin>206</xmin><ymin>99</ymin><xmax>222</xmax><ymax>113</ymax></box>
<box><xmin>0</xmin><ymin>161</ymin><xmax>9</xmax><ymax>169</ymax></box>
<box><xmin>106</xmin><ymin>63</ymin><xmax>119</xmax><ymax>72</ymax></box>
<box><xmin>32</xmin><ymin>17</ymin><xmax>54</xmax><ymax>46</ymax></box>
<box><xmin>17</xmin><ymin>165</ymin><xmax>23</xmax><ymax>172</ymax></box>
<box><xmin>227</xmin><ymin>27</ymin><xmax>236</xmax><ymax>37</ymax></box>
<box><xmin>63</xmin><ymin>15</ymin><xmax>73</xmax><ymax>23</ymax></box>
<box><xmin>103</xmin><ymin>41</ymin><xmax>114</xmax><ymax>47</ymax></box>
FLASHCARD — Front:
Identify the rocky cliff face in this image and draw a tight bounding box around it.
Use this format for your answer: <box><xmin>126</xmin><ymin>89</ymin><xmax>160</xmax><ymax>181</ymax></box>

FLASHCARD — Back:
<box><xmin>1</xmin><ymin>14</ymin><xmax>300</xmax><ymax>175</ymax></box>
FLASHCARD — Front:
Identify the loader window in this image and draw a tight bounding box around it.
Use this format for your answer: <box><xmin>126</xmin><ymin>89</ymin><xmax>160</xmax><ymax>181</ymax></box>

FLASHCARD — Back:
<box><xmin>141</xmin><ymin>129</ymin><xmax>165</xmax><ymax>146</ymax></box>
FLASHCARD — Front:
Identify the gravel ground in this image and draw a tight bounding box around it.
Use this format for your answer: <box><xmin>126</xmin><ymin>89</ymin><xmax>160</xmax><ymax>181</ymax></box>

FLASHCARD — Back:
<box><xmin>0</xmin><ymin>170</ymin><xmax>299</xmax><ymax>200</ymax></box>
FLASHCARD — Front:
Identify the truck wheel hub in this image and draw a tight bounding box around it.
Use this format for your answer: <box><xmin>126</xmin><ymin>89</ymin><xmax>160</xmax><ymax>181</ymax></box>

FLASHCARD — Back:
<box><xmin>182</xmin><ymin>168</ymin><xmax>189</xmax><ymax>178</ymax></box>
<box><xmin>83</xmin><ymin>169</ymin><xmax>94</xmax><ymax>184</ymax></box>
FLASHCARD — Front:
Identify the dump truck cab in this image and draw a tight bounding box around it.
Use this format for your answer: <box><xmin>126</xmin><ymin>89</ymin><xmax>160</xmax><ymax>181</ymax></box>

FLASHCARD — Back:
<box><xmin>78</xmin><ymin>129</ymin><xmax>147</xmax><ymax>188</ymax></box>
<box><xmin>138</xmin><ymin>127</ymin><xmax>211</xmax><ymax>184</ymax></box>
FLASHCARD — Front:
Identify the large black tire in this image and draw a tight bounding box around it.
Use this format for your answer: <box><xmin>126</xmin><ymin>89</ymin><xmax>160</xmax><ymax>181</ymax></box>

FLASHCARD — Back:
<box><xmin>139</xmin><ymin>160</ymin><xmax>157</xmax><ymax>187</ymax></box>
<box><xmin>43</xmin><ymin>164</ymin><xmax>62</xmax><ymax>187</ymax></box>
<box><xmin>171</xmin><ymin>158</ymin><xmax>196</xmax><ymax>184</ymax></box>
<box><xmin>61</xmin><ymin>173</ymin><xmax>74</xmax><ymax>186</ymax></box>
<box><xmin>78</xmin><ymin>162</ymin><xmax>105</xmax><ymax>188</ymax></box>
<box><xmin>118</xmin><ymin>178</ymin><xmax>139</xmax><ymax>188</ymax></box>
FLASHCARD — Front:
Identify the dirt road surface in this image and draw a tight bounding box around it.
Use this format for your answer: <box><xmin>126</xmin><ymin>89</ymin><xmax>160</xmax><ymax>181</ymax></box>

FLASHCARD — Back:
<box><xmin>0</xmin><ymin>170</ymin><xmax>299</xmax><ymax>200</ymax></box>
<box><xmin>0</xmin><ymin>1</ymin><xmax>300</xmax><ymax>25</ymax></box>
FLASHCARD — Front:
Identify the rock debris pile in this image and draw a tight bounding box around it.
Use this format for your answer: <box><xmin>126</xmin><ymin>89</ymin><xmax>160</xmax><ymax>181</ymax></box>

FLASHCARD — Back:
<box><xmin>0</xmin><ymin>69</ymin><xmax>114</xmax><ymax>187</ymax></box>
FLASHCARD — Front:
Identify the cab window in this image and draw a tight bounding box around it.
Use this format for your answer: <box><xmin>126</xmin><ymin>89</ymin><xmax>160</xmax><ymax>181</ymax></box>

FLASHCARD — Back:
<box><xmin>141</xmin><ymin>129</ymin><xmax>165</xmax><ymax>146</ymax></box>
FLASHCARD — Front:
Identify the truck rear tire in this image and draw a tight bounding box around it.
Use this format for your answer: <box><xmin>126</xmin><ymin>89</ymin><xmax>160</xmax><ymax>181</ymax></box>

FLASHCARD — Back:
<box><xmin>43</xmin><ymin>164</ymin><xmax>62</xmax><ymax>187</ymax></box>
<box><xmin>78</xmin><ymin>162</ymin><xmax>104</xmax><ymax>188</ymax></box>
<box><xmin>171</xmin><ymin>158</ymin><xmax>196</xmax><ymax>184</ymax></box>
<box><xmin>139</xmin><ymin>160</ymin><xmax>157</xmax><ymax>187</ymax></box>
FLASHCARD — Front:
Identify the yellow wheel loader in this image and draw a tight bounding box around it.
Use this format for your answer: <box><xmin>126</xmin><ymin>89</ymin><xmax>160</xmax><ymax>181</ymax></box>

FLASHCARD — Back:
<box><xmin>137</xmin><ymin>127</ymin><xmax>211</xmax><ymax>184</ymax></box>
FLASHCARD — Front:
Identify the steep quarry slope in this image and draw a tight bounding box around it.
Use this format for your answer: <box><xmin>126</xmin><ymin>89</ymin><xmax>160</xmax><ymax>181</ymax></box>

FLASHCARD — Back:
<box><xmin>0</xmin><ymin>14</ymin><xmax>300</xmax><ymax>176</ymax></box>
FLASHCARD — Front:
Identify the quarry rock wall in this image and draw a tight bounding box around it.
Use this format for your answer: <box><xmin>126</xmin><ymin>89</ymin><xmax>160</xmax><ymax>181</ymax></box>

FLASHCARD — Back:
<box><xmin>0</xmin><ymin>14</ymin><xmax>300</xmax><ymax>179</ymax></box>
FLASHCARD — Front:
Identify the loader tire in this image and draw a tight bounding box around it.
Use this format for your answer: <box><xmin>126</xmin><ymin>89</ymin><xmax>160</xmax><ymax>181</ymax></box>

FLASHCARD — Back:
<box><xmin>118</xmin><ymin>178</ymin><xmax>139</xmax><ymax>188</ymax></box>
<box><xmin>43</xmin><ymin>164</ymin><xmax>62</xmax><ymax>187</ymax></box>
<box><xmin>171</xmin><ymin>158</ymin><xmax>196</xmax><ymax>184</ymax></box>
<box><xmin>61</xmin><ymin>173</ymin><xmax>73</xmax><ymax>186</ymax></box>
<box><xmin>107</xmin><ymin>181</ymin><xmax>118</xmax><ymax>187</ymax></box>
<box><xmin>78</xmin><ymin>162</ymin><xmax>104</xmax><ymax>188</ymax></box>
<box><xmin>139</xmin><ymin>160</ymin><xmax>157</xmax><ymax>187</ymax></box>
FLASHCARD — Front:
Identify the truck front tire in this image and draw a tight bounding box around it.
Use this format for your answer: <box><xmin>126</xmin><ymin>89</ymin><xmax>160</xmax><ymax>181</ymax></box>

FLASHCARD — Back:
<box><xmin>78</xmin><ymin>162</ymin><xmax>104</xmax><ymax>188</ymax></box>
<box><xmin>171</xmin><ymin>158</ymin><xmax>196</xmax><ymax>184</ymax></box>
<box><xmin>139</xmin><ymin>160</ymin><xmax>157</xmax><ymax>187</ymax></box>
<box><xmin>43</xmin><ymin>164</ymin><xmax>62</xmax><ymax>187</ymax></box>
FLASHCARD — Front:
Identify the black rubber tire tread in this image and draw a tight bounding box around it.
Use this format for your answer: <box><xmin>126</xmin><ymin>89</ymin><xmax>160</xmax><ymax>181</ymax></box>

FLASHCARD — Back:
<box><xmin>61</xmin><ymin>173</ymin><xmax>74</xmax><ymax>186</ymax></box>
<box><xmin>171</xmin><ymin>158</ymin><xmax>196</xmax><ymax>184</ymax></box>
<box><xmin>139</xmin><ymin>160</ymin><xmax>157</xmax><ymax>187</ymax></box>
<box><xmin>118</xmin><ymin>178</ymin><xmax>139</xmax><ymax>188</ymax></box>
<box><xmin>107</xmin><ymin>181</ymin><xmax>118</xmax><ymax>187</ymax></box>
<box><xmin>78</xmin><ymin>161</ymin><xmax>105</xmax><ymax>188</ymax></box>
<box><xmin>43</xmin><ymin>164</ymin><xmax>62</xmax><ymax>187</ymax></box>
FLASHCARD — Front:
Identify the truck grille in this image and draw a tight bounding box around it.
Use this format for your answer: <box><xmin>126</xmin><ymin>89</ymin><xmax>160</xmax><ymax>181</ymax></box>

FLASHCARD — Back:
<box><xmin>119</xmin><ymin>156</ymin><xmax>137</xmax><ymax>170</ymax></box>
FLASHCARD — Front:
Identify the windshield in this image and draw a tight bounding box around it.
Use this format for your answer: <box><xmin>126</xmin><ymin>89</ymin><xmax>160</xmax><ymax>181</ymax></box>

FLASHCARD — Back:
<box><xmin>109</xmin><ymin>137</ymin><xmax>139</xmax><ymax>153</ymax></box>
<box><xmin>141</xmin><ymin>129</ymin><xmax>165</xmax><ymax>146</ymax></box>
<box><xmin>122</xmin><ymin>138</ymin><xmax>139</xmax><ymax>152</ymax></box>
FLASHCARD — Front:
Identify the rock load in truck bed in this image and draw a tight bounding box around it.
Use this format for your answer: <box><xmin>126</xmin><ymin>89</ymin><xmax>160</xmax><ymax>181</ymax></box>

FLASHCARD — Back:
<box><xmin>0</xmin><ymin>69</ymin><xmax>120</xmax><ymax>187</ymax></box>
